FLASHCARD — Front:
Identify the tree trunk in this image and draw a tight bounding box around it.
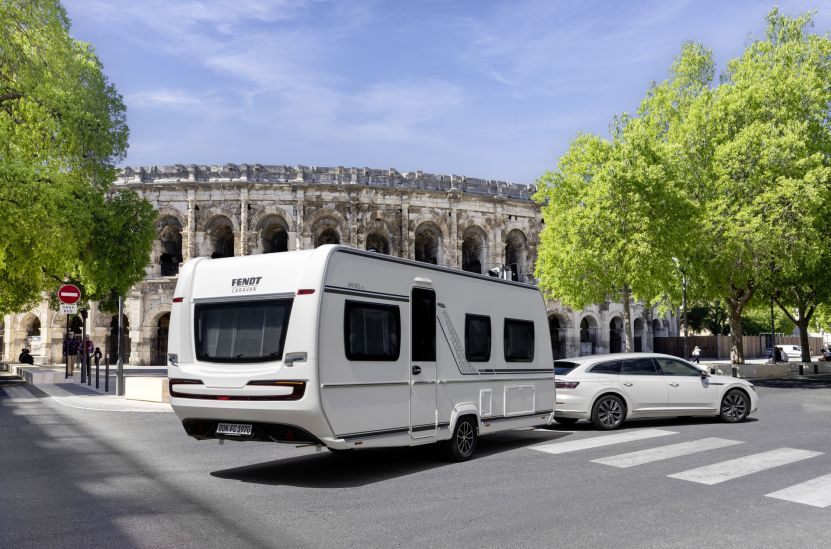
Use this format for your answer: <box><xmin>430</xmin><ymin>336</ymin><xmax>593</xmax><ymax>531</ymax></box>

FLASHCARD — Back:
<box><xmin>725</xmin><ymin>283</ymin><xmax>754</xmax><ymax>364</ymax></box>
<box><xmin>774</xmin><ymin>297</ymin><xmax>816</xmax><ymax>364</ymax></box>
<box><xmin>622</xmin><ymin>286</ymin><xmax>633</xmax><ymax>352</ymax></box>
<box><xmin>798</xmin><ymin>317</ymin><xmax>811</xmax><ymax>363</ymax></box>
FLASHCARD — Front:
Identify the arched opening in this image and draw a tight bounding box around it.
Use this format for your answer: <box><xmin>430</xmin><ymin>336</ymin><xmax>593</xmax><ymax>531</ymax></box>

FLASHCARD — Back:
<box><xmin>259</xmin><ymin>215</ymin><xmax>289</xmax><ymax>254</ymax></box>
<box><xmin>609</xmin><ymin>317</ymin><xmax>624</xmax><ymax>353</ymax></box>
<box><xmin>414</xmin><ymin>224</ymin><xmax>441</xmax><ymax>265</ymax></box>
<box><xmin>580</xmin><ymin>317</ymin><xmax>597</xmax><ymax>355</ymax></box>
<box><xmin>26</xmin><ymin>316</ymin><xmax>41</xmax><ymax>337</ymax></box>
<box><xmin>207</xmin><ymin>217</ymin><xmax>235</xmax><ymax>258</ymax></box>
<box><xmin>70</xmin><ymin>315</ymin><xmax>83</xmax><ymax>335</ymax></box>
<box><xmin>652</xmin><ymin>318</ymin><xmax>665</xmax><ymax>337</ymax></box>
<box><xmin>634</xmin><ymin>318</ymin><xmax>644</xmax><ymax>352</ymax></box>
<box><xmin>549</xmin><ymin>315</ymin><xmax>567</xmax><ymax>359</ymax></box>
<box><xmin>109</xmin><ymin>315</ymin><xmax>131</xmax><ymax>364</ymax></box>
<box><xmin>365</xmin><ymin>232</ymin><xmax>390</xmax><ymax>254</ymax></box>
<box><xmin>315</xmin><ymin>227</ymin><xmax>340</xmax><ymax>247</ymax></box>
<box><xmin>158</xmin><ymin>217</ymin><xmax>183</xmax><ymax>276</ymax></box>
<box><xmin>504</xmin><ymin>230</ymin><xmax>528</xmax><ymax>282</ymax></box>
<box><xmin>153</xmin><ymin>313</ymin><xmax>170</xmax><ymax>365</ymax></box>
<box><xmin>462</xmin><ymin>228</ymin><xmax>486</xmax><ymax>274</ymax></box>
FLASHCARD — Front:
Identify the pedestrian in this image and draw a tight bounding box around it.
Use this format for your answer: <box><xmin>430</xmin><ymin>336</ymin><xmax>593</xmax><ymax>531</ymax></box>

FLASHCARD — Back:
<box><xmin>18</xmin><ymin>348</ymin><xmax>34</xmax><ymax>365</ymax></box>
<box><xmin>691</xmin><ymin>345</ymin><xmax>701</xmax><ymax>364</ymax></box>
<box><xmin>93</xmin><ymin>346</ymin><xmax>102</xmax><ymax>363</ymax></box>
<box><xmin>64</xmin><ymin>334</ymin><xmax>81</xmax><ymax>376</ymax></box>
<box><xmin>83</xmin><ymin>335</ymin><xmax>94</xmax><ymax>371</ymax></box>
<box><xmin>773</xmin><ymin>346</ymin><xmax>781</xmax><ymax>363</ymax></box>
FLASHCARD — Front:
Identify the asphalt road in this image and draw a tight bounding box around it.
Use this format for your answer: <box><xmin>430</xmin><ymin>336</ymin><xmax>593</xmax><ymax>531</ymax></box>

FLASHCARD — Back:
<box><xmin>1</xmin><ymin>376</ymin><xmax>830</xmax><ymax>549</ymax></box>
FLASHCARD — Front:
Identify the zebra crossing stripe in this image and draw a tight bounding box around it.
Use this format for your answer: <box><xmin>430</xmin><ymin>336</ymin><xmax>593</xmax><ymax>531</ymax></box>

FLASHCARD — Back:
<box><xmin>591</xmin><ymin>437</ymin><xmax>744</xmax><ymax>468</ymax></box>
<box><xmin>532</xmin><ymin>428</ymin><xmax>677</xmax><ymax>455</ymax></box>
<box><xmin>765</xmin><ymin>473</ymin><xmax>831</xmax><ymax>508</ymax></box>
<box><xmin>668</xmin><ymin>448</ymin><xmax>823</xmax><ymax>485</ymax></box>
<box><xmin>0</xmin><ymin>386</ymin><xmax>38</xmax><ymax>403</ymax></box>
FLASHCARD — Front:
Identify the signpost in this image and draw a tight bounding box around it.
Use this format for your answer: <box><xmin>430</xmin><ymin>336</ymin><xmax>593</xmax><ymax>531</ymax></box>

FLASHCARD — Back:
<box><xmin>58</xmin><ymin>284</ymin><xmax>81</xmax><ymax>379</ymax></box>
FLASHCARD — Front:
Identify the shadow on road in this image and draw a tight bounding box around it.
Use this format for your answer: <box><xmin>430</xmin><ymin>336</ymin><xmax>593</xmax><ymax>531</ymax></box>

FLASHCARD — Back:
<box><xmin>750</xmin><ymin>375</ymin><xmax>831</xmax><ymax>390</ymax></box>
<box><xmin>211</xmin><ymin>428</ymin><xmax>570</xmax><ymax>488</ymax></box>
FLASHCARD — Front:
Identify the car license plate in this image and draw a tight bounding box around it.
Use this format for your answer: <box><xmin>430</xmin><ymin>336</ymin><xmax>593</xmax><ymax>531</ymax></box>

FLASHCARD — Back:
<box><xmin>216</xmin><ymin>422</ymin><xmax>253</xmax><ymax>436</ymax></box>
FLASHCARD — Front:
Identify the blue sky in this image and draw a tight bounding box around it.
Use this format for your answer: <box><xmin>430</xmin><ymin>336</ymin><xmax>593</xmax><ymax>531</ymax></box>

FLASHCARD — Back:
<box><xmin>64</xmin><ymin>0</ymin><xmax>831</xmax><ymax>184</ymax></box>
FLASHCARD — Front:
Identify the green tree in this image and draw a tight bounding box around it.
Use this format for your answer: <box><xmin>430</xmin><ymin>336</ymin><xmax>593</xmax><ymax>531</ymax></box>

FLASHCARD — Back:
<box><xmin>534</xmin><ymin>44</ymin><xmax>704</xmax><ymax>352</ymax></box>
<box><xmin>0</xmin><ymin>1</ymin><xmax>152</xmax><ymax>314</ymax></box>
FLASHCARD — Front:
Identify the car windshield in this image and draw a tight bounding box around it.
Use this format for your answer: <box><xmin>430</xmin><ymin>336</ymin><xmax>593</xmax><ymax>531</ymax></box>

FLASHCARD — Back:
<box><xmin>554</xmin><ymin>361</ymin><xmax>580</xmax><ymax>376</ymax></box>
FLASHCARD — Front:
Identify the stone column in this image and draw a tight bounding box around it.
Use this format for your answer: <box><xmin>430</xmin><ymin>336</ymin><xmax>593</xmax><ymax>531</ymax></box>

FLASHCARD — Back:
<box><xmin>239</xmin><ymin>188</ymin><xmax>249</xmax><ymax>256</ymax></box>
<box><xmin>401</xmin><ymin>199</ymin><xmax>410</xmax><ymax>259</ymax></box>
<box><xmin>185</xmin><ymin>190</ymin><xmax>197</xmax><ymax>260</ymax></box>
<box><xmin>492</xmin><ymin>202</ymin><xmax>504</xmax><ymax>270</ymax></box>
<box><xmin>449</xmin><ymin>198</ymin><xmax>458</xmax><ymax>268</ymax></box>
<box><xmin>295</xmin><ymin>195</ymin><xmax>305</xmax><ymax>250</ymax></box>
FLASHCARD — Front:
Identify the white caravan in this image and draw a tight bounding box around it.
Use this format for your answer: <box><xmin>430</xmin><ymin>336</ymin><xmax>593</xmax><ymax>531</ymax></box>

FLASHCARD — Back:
<box><xmin>167</xmin><ymin>245</ymin><xmax>554</xmax><ymax>460</ymax></box>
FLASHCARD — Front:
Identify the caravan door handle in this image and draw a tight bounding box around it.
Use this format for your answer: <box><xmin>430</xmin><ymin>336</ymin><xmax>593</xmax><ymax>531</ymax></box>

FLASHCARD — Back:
<box><xmin>412</xmin><ymin>365</ymin><xmax>422</xmax><ymax>375</ymax></box>
<box><xmin>622</xmin><ymin>382</ymin><xmax>633</xmax><ymax>387</ymax></box>
<box><xmin>669</xmin><ymin>382</ymin><xmax>679</xmax><ymax>387</ymax></box>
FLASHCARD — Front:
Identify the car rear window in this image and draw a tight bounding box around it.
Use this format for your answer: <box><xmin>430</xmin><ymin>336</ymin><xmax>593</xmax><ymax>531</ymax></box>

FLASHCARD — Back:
<box><xmin>554</xmin><ymin>361</ymin><xmax>580</xmax><ymax>376</ymax></box>
<box><xmin>194</xmin><ymin>299</ymin><xmax>293</xmax><ymax>363</ymax></box>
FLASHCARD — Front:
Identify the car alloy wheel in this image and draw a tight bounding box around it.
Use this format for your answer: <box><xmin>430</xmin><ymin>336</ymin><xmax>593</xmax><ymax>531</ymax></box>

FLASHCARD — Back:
<box><xmin>592</xmin><ymin>395</ymin><xmax>625</xmax><ymax>430</ymax></box>
<box><xmin>720</xmin><ymin>390</ymin><xmax>749</xmax><ymax>423</ymax></box>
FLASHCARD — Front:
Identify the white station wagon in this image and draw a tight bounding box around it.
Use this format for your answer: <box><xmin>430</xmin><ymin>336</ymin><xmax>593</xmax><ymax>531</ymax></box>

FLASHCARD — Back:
<box><xmin>554</xmin><ymin>353</ymin><xmax>758</xmax><ymax>430</ymax></box>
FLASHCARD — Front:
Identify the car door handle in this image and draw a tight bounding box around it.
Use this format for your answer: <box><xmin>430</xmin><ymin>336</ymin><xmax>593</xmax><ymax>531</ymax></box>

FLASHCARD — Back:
<box><xmin>622</xmin><ymin>382</ymin><xmax>633</xmax><ymax>387</ymax></box>
<box><xmin>412</xmin><ymin>365</ymin><xmax>422</xmax><ymax>375</ymax></box>
<box><xmin>669</xmin><ymin>382</ymin><xmax>679</xmax><ymax>387</ymax></box>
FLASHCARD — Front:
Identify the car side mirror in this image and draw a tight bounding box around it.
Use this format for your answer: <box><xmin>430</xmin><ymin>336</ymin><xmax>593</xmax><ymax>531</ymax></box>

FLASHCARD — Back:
<box><xmin>700</xmin><ymin>370</ymin><xmax>710</xmax><ymax>379</ymax></box>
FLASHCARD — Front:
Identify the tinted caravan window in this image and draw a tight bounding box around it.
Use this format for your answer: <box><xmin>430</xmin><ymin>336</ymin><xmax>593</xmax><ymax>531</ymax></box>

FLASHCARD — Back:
<box><xmin>504</xmin><ymin>318</ymin><xmax>535</xmax><ymax>362</ymax></box>
<box><xmin>194</xmin><ymin>299</ymin><xmax>293</xmax><ymax>363</ymax></box>
<box><xmin>465</xmin><ymin>314</ymin><xmax>491</xmax><ymax>362</ymax></box>
<box><xmin>344</xmin><ymin>301</ymin><xmax>400</xmax><ymax>361</ymax></box>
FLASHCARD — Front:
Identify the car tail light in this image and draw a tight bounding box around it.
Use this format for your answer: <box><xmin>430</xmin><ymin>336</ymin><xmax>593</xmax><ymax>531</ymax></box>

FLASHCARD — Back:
<box><xmin>555</xmin><ymin>381</ymin><xmax>580</xmax><ymax>389</ymax></box>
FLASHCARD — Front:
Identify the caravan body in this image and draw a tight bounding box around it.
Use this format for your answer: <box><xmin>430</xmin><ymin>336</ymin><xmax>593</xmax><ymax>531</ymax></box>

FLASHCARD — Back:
<box><xmin>168</xmin><ymin>245</ymin><xmax>554</xmax><ymax>459</ymax></box>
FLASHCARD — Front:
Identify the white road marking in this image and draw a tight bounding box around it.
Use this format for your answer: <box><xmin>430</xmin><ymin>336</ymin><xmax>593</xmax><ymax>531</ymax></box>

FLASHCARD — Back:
<box><xmin>591</xmin><ymin>437</ymin><xmax>744</xmax><ymax>468</ymax></box>
<box><xmin>765</xmin><ymin>473</ymin><xmax>831</xmax><ymax>508</ymax></box>
<box><xmin>531</xmin><ymin>429</ymin><xmax>677</xmax><ymax>455</ymax></box>
<box><xmin>0</xmin><ymin>386</ymin><xmax>38</xmax><ymax>403</ymax></box>
<box><xmin>668</xmin><ymin>448</ymin><xmax>823</xmax><ymax>485</ymax></box>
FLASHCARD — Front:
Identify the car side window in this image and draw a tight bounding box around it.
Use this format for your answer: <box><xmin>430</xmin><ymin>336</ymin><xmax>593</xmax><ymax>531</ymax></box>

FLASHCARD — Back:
<box><xmin>621</xmin><ymin>358</ymin><xmax>658</xmax><ymax>375</ymax></box>
<box><xmin>655</xmin><ymin>357</ymin><xmax>700</xmax><ymax>376</ymax></box>
<box><xmin>588</xmin><ymin>360</ymin><xmax>621</xmax><ymax>374</ymax></box>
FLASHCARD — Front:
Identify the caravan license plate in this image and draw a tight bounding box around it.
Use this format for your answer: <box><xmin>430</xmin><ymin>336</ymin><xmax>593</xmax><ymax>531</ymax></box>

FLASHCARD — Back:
<box><xmin>216</xmin><ymin>423</ymin><xmax>253</xmax><ymax>436</ymax></box>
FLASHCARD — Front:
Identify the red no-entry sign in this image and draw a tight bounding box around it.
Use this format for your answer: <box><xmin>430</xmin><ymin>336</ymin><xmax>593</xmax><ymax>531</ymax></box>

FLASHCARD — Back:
<box><xmin>58</xmin><ymin>284</ymin><xmax>81</xmax><ymax>305</ymax></box>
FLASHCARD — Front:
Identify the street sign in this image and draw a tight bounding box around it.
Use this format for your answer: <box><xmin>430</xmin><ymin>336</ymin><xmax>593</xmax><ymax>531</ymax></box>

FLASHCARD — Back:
<box><xmin>58</xmin><ymin>284</ymin><xmax>81</xmax><ymax>305</ymax></box>
<box><xmin>60</xmin><ymin>303</ymin><xmax>78</xmax><ymax>314</ymax></box>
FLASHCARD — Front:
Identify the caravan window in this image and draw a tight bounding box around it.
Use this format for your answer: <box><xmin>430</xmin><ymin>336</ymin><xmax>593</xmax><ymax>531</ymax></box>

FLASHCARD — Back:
<box><xmin>344</xmin><ymin>301</ymin><xmax>400</xmax><ymax>361</ymax></box>
<box><xmin>465</xmin><ymin>314</ymin><xmax>491</xmax><ymax>362</ymax></box>
<box><xmin>194</xmin><ymin>299</ymin><xmax>293</xmax><ymax>363</ymax></box>
<box><xmin>504</xmin><ymin>318</ymin><xmax>535</xmax><ymax>362</ymax></box>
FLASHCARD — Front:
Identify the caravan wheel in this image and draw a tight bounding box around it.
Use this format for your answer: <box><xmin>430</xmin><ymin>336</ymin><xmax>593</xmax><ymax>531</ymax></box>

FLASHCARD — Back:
<box><xmin>446</xmin><ymin>417</ymin><xmax>478</xmax><ymax>461</ymax></box>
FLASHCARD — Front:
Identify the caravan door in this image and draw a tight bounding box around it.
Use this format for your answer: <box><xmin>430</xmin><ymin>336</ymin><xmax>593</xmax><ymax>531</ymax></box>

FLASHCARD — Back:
<box><xmin>410</xmin><ymin>287</ymin><xmax>437</xmax><ymax>439</ymax></box>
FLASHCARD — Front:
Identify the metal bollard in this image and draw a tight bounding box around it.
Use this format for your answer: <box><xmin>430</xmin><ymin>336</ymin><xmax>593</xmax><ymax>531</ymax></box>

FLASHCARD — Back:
<box><xmin>104</xmin><ymin>357</ymin><xmax>110</xmax><ymax>392</ymax></box>
<box><xmin>87</xmin><ymin>353</ymin><xmax>92</xmax><ymax>386</ymax></box>
<box><xmin>95</xmin><ymin>356</ymin><xmax>100</xmax><ymax>389</ymax></box>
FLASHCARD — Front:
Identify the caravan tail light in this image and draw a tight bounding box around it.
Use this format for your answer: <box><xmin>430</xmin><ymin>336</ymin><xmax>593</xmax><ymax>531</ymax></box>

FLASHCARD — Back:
<box><xmin>296</xmin><ymin>289</ymin><xmax>315</xmax><ymax>295</ymax></box>
<box><xmin>172</xmin><ymin>297</ymin><xmax>184</xmax><ymax>303</ymax></box>
<box><xmin>555</xmin><ymin>381</ymin><xmax>580</xmax><ymax>389</ymax></box>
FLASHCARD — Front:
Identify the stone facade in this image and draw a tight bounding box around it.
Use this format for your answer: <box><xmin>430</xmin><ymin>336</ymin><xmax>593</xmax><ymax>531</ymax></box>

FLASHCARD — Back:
<box><xmin>1</xmin><ymin>164</ymin><xmax>674</xmax><ymax>365</ymax></box>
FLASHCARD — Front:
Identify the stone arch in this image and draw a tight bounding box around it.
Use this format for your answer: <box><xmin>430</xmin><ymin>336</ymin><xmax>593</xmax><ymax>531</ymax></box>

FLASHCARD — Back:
<box><xmin>307</xmin><ymin>208</ymin><xmax>346</xmax><ymax>248</ymax></box>
<box><xmin>257</xmin><ymin>214</ymin><xmax>289</xmax><ymax>254</ymax></box>
<box><xmin>414</xmin><ymin>222</ymin><xmax>443</xmax><ymax>265</ymax></box>
<box><xmin>579</xmin><ymin>314</ymin><xmax>599</xmax><ymax>355</ymax></box>
<box><xmin>461</xmin><ymin>225</ymin><xmax>488</xmax><ymax>274</ymax></box>
<box><xmin>634</xmin><ymin>317</ymin><xmax>645</xmax><ymax>352</ymax></box>
<box><xmin>364</xmin><ymin>217</ymin><xmax>394</xmax><ymax>255</ymax></box>
<box><xmin>609</xmin><ymin>315</ymin><xmax>624</xmax><ymax>353</ymax></box>
<box><xmin>157</xmin><ymin>214</ymin><xmax>183</xmax><ymax>275</ymax></box>
<box><xmin>504</xmin><ymin>228</ymin><xmax>529</xmax><ymax>282</ymax></box>
<box><xmin>250</xmin><ymin>206</ymin><xmax>295</xmax><ymax>233</ymax></box>
<box><xmin>548</xmin><ymin>312</ymin><xmax>569</xmax><ymax>360</ymax></box>
<box><xmin>17</xmin><ymin>313</ymin><xmax>41</xmax><ymax>337</ymax></box>
<box><xmin>204</xmin><ymin>214</ymin><xmax>235</xmax><ymax>258</ymax></box>
<box><xmin>144</xmin><ymin>305</ymin><xmax>172</xmax><ymax>366</ymax></box>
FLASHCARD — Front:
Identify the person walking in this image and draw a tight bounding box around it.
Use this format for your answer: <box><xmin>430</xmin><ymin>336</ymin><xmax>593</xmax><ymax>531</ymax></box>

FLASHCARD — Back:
<box><xmin>64</xmin><ymin>334</ymin><xmax>81</xmax><ymax>376</ymax></box>
<box><xmin>18</xmin><ymin>348</ymin><xmax>34</xmax><ymax>365</ymax></box>
<box><xmin>691</xmin><ymin>345</ymin><xmax>701</xmax><ymax>364</ymax></box>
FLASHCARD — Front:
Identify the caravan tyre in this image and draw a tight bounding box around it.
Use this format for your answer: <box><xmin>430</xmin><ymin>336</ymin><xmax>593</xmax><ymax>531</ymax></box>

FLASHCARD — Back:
<box><xmin>446</xmin><ymin>417</ymin><xmax>478</xmax><ymax>461</ymax></box>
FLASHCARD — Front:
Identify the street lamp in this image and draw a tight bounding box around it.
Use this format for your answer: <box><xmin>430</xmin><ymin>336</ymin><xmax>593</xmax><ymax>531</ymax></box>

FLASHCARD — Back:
<box><xmin>673</xmin><ymin>258</ymin><xmax>688</xmax><ymax>360</ymax></box>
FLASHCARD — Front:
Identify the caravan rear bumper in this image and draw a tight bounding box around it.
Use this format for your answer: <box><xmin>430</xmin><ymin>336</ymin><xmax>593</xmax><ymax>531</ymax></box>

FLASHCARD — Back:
<box><xmin>182</xmin><ymin>418</ymin><xmax>322</xmax><ymax>444</ymax></box>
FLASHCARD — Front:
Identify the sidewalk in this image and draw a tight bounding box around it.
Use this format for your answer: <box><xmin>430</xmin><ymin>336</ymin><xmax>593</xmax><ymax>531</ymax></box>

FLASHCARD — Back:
<box><xmin>1</xmin><ymin>362</ymin><xmax>172</xmax><ymax>413</ymax></box>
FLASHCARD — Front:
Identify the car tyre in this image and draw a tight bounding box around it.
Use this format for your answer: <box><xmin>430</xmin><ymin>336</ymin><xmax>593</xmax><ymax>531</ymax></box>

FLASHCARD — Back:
<box><xmin>553</xmin><ymin>417</ymin><xmax>579</xmax><ymax>425</ymax></box>
<box><xmin>720</xmin><ymin>389</ymin><xmax>749</xmax><ymax>423</ymax></box>
<box><xmin>445</xmin><ymin>416</ymin><xmax>478</xmax><ymax>461</ymax></box>
<box><xmin>591</xmin><ymin>394</ymin><xmax>625</xmax><ymax>430</ymax></box>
